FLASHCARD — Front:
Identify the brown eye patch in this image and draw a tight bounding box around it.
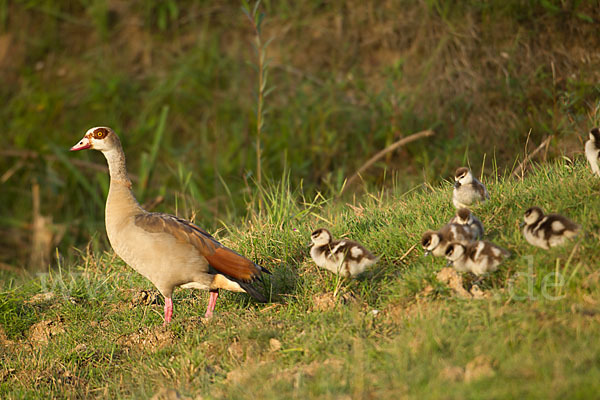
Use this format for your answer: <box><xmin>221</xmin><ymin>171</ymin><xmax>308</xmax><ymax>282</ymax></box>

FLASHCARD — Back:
<box><xmin>93</xmin><ymin>128</ymin><xmax>109</xmax><ymax>139</ymax></box>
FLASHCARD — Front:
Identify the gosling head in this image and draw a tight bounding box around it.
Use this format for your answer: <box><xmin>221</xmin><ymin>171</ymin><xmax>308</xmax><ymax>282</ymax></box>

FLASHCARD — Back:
<box><xmin>311</xmin><ymin>228</ymin><xmax>333</xmax><ymax>247</ymax></box>
<box><xmin>454</xmin><ymin>167</ymin><xmax>474</xmax><ymax>187</ymax></box>
<box><xmin>523</xmin><ymin>206</ymin><xmax>544</xmax><ymax>226</ymax></box>
<box><xmin>455</xmin><ymin>208</ymin><xmax>472</xmax><ymax>224</ymax></box>
<box><xmin>444</xmin><ymin>242</ymin><xmax>465</xmax><ymax>262</ymax></box>
<box><xmin>421</xmin><ymin>230</ymin><xmax>442</xmax><ymax>256</ymax></box>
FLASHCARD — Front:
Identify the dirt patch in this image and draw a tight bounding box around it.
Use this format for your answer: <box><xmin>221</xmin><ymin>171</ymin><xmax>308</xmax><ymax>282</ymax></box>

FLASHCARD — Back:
<box><xmin>25</xmin><ymin>292</ymin><xmax>56</xmax><ymax>305</ymax></box>
<box><xmin>312</xmin><ymin>293</ymin><xmax>336</xmax><ymax>311</ymax></box>
<box><xmin>227</xmin><ymin>339</ymin><xmax>245</xmax><ymax>361</ymax></box>
<box><xmin>464</xmin><ymin>355</ymin><xmax>495</xmax><ymax>382</ymax></box>
<box><xmin>311</xmin><ymin>292</ymin><xmax>356</xmax><ymax>312</ymax></box>
<box><xmin>129</xmin><ymin>289</ymin><xmax>161</xmax><ymax>308</ymax></box>
<box><xmin>436</xmin><ymin>268</ymin><xmax>471</xmax><ymax>298</ymax></box>
<box><xmin>28</xmin><ymin>318</ymin><xmax>65</xmax><ymax>344</ymax></box>
<box><xmin>117</xmin><ymin>327</ymin><xmax>175</xmax><ymax>352</ymax></box>
<box><xmin>439</xmin><ymin>365</ymin><xmax>465</xmax><ymax>382</ymax></box>
<box><xmin>301</xmin><ymin>358</ymin><xmax>344</xmax><ymax>377</ymax></box>
<box><xmin>268</xmin><ymin>338</ymin><xmax>281</xmax><ymax>352</ymax></box>
<box><xmin>384</xmin><ymin>299</ymin><xmax>439</xmax><ymax>322</ymax></box>
<box><xmin>226</xmin><ymin>337</ymin><xmax>264</xmax><ymax>364</ymax></box>
<box><xmin>225</xmin><ymin>361</ymin><xmax>269</xmax><ymax>385</ymax></box>
<box><xmin>440</xmin><ymin>355</ymin><xmax>495</xmax><ymax>383</ymax></box>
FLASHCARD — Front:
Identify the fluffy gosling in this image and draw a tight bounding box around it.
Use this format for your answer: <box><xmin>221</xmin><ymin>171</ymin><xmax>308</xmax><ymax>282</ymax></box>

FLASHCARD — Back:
<box><xmin>450</xmin><ymin>208</ymin><xmax>484</xmax><ymax>240</ymax></box>
<box><xmin>522</xmin><ymin>206</ymin><xmax>580</xmax><ymax>249</ymax></box>
<box><xmin>444</xmin><ymin>240</ymin><xmax>510</xmax><ymax>275</ymax></box>
<box><xmin>585</xmin><ymin>127</ymin><xmax>600</xmax><ymax>176</ymax></box>
<box><xmin>421</xmin><ymin>223</ymin><xmax>473</xmax><ymax>257</ymax></box>
<box><xmin>310</xmin><ymin>228</ymin><xmax>378</xmax><ymax>277</ymax></box>
<box><xmin>452</xmin><ymin>167</ymin><xmax>489</xmax><ymax>209</ymax></box>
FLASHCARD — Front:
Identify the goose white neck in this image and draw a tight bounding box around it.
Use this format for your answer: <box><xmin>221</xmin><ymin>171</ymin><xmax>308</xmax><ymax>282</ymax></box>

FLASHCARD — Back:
<box><xmin>103</xmin><ymin>147</ymin><xmax>131</xmax><ymax>187</ymax></box>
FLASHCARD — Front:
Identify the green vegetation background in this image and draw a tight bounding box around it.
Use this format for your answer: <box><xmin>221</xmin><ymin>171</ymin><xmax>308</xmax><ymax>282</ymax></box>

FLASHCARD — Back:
<box><xmin>1</xmin><ymin>1</ymin><xmax>599</xmax><ymax>266</ymax></box>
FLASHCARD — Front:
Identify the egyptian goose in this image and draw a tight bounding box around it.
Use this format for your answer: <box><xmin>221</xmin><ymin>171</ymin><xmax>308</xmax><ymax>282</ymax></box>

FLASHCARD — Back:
<box><xmin>444</xmin><ymin>240</ymin><xmax>510</xmax><ymax>275</ymax></box>
<box><xmin>585</xmin><ymin>128</ymin><xmax>600</xmax><ymax>176</ymax></box>
<box><xmin>450</xmin><ymin>208</ymin><xmax>484</xmax><ymax>240</ymax></box>
<box><xmin>310</xmin><ymin>228</ymin><xmax>378</xmax><ymax>277</ymax></box>
<box><xmin>522</xmin><ymin>206</ymin><xmax>580</xmax><ymax>249</ymax></box>
<box><xmin>421</xmin><ymin>223</ymin><xmax>473</xmax><ymax>257</ymax></box>
<box><xmin>452</xmin><ymin>167</ymin><xmax>489</xmax><ymax>209</ymax></box>
<box><xmin>70</xmin><ymin>127</ymin><xmax>270</xmax><ymax>324</ymax></box>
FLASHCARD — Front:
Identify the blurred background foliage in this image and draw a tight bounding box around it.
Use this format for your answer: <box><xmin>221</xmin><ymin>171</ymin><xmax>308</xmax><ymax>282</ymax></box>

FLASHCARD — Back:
<box><xmin>1</xmin><ymin>0</ymin><xmax>599</xmax><ymax>269</ymax></box>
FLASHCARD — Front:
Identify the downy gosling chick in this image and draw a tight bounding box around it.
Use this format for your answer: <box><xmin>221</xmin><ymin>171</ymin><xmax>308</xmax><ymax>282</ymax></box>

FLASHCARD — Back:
<box><xmin>522</xmin><ymin>206</ymin><xmax>580</xmax><ymax>249</ymax></box>
<box><xmin>310</xmin><ymin>228</ymin><xmax>378</xmax><ymax>277</ymax></box>
<box><xmin>421</xmin><ymin>223</ymin><xmax>473</xmax><ymax>257</ymax></box>
<box><xmin>585</xmin><ymin>127</ymin><xmax>600</xmax><ymax>176</ymax></box>
<box><xmin>445</xmin><ymin>241</ymin><xmax>510</xmax><ymax>275</ymax></box>
<box><xmin>452</xmin><ymin>167</ymin><xmax>489</xmax><ymax>209</ymax></box>
<box><xmin>450</xmin><ymin>208</ymin><xmax>484</xmax><ymax>240</ymax></box>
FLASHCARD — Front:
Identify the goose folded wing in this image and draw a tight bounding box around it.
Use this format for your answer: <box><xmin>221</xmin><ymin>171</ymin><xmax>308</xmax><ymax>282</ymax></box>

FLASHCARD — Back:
<box><xmin>134</xmin><ymin>213</ymin><xmax>268</xmax><ymax>282</ymax></box>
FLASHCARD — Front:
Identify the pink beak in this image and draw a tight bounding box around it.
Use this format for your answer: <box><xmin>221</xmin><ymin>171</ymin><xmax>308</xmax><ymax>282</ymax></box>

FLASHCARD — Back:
<box><xmin>70</xmin><ymin>136</ymin><xmax>91</xmax><ymax>151</ymax></box>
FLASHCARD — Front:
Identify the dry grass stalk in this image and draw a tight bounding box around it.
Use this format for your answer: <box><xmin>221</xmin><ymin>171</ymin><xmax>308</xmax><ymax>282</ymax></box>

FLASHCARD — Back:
<box><xmin>344</xmin><ymin>129</ymin><xmax>435</xmax><ymax>192</ymax></box>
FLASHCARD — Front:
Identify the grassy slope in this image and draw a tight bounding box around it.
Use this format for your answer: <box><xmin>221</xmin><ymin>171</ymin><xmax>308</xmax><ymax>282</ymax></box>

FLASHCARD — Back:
<box><xmin>1</xmin><ymin>158</ymin><xmax>600</xmax><ymax>398</ymax></box>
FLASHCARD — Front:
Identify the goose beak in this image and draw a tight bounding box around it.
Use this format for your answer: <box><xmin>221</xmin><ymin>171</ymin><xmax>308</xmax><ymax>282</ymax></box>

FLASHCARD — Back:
<box><xmin>423</xmin><ymin>251</ymin><xmax>431</xmax><ymax>257</ymax></box>
<box><xmin>446</xmin><ymin>260</ymin><xmax>453</xmax><ymax>267</ymax></box>
<box><xmin>70</xmin><ymin>135</ymin><xmax>91</xmax><ymax>151</ymax></box>
<box><xmin>519</xmin><ymin>221</ymin><xmax>525</xmax><ymax>228</ymax></box>
<box><xmin>454</xmin><ymin>181</ymin><xmax>460</xmax><ymax>189</ymax></box>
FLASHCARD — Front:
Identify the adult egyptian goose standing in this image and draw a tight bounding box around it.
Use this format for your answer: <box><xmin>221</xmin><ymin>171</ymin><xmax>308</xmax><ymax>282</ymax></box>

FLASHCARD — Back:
<box><xmin>522</xmin><ymin>206</ymin><xmax>580</xmax><ymax>249</ymax></box>
<box><xmin>452</xmin><ymin>167</ymin><xmax>489</xmax><ymax>209</ymax></box>
<box><xmin>585</xmin><ymin>127</ymin><xmax>600</xmax><ymax>176</ymax></box>
<box><xmin>310</xmin><ymin>228</ymin><xmax>378</xmax><ymax>277</ymax></box>
<box><xmin>70</xmin><ymin>127</ymin><xmax>270</xmax><ymax>324</ymax></box>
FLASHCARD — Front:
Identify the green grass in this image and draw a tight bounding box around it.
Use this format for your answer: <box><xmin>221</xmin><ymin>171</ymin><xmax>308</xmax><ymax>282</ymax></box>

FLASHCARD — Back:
<box><xmin>1</xmin><ymin>158</ymin><xmax>599</xmax><ymax>398</ymax></box>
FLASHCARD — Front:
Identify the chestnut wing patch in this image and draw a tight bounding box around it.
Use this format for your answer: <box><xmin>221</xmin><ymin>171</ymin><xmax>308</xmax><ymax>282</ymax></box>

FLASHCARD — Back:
<box><xmin>134</xmin><ymin>213</ymin><xmax>265</xmax><ymax>282</ymax></box>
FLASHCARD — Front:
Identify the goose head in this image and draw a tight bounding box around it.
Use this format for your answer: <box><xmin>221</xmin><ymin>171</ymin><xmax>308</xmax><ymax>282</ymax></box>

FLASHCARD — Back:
<box><xmin>421</xmin><ymin>230</ymin><xmax>441</xmax><ymax>256</ymax></box>
<box><xmin>444</xmin><ymin>242</ymin><xmax>465</xmax><ymax>262</ymax></box>
<box><xmin>455</xmin><ymin>208</ymin><xmax>472</xmax><ymax>224</ymax></box>
<box><xmin>70</xmin><ymin>127</ymin><xmax>119</xmax><ymax>153</ymax></box>
<box><xmin>454</xmin><ymin>167</ymin><xmax>473</xmax><ymax>187</ymax></box>
<box><xmin>523</xmin><ymin>206</ymin><xmax>544</xmax><ymax>226</ymax></box>
<box><xmin>311</xmin><ymin>228</ymin><xmax>333</xmax><ymax>246</ymax></box>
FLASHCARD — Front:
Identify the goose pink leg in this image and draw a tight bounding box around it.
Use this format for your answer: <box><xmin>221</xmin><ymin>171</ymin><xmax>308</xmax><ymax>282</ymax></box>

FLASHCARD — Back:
<box><xmin>205</xmin><ymin>290</ymin><xmax>219</xmax><ymax>318</ymax></box>
<box><xmin>163</xmin><ymin>297</ymin><xmax>173</xmax><ymax>326</ymax></box>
